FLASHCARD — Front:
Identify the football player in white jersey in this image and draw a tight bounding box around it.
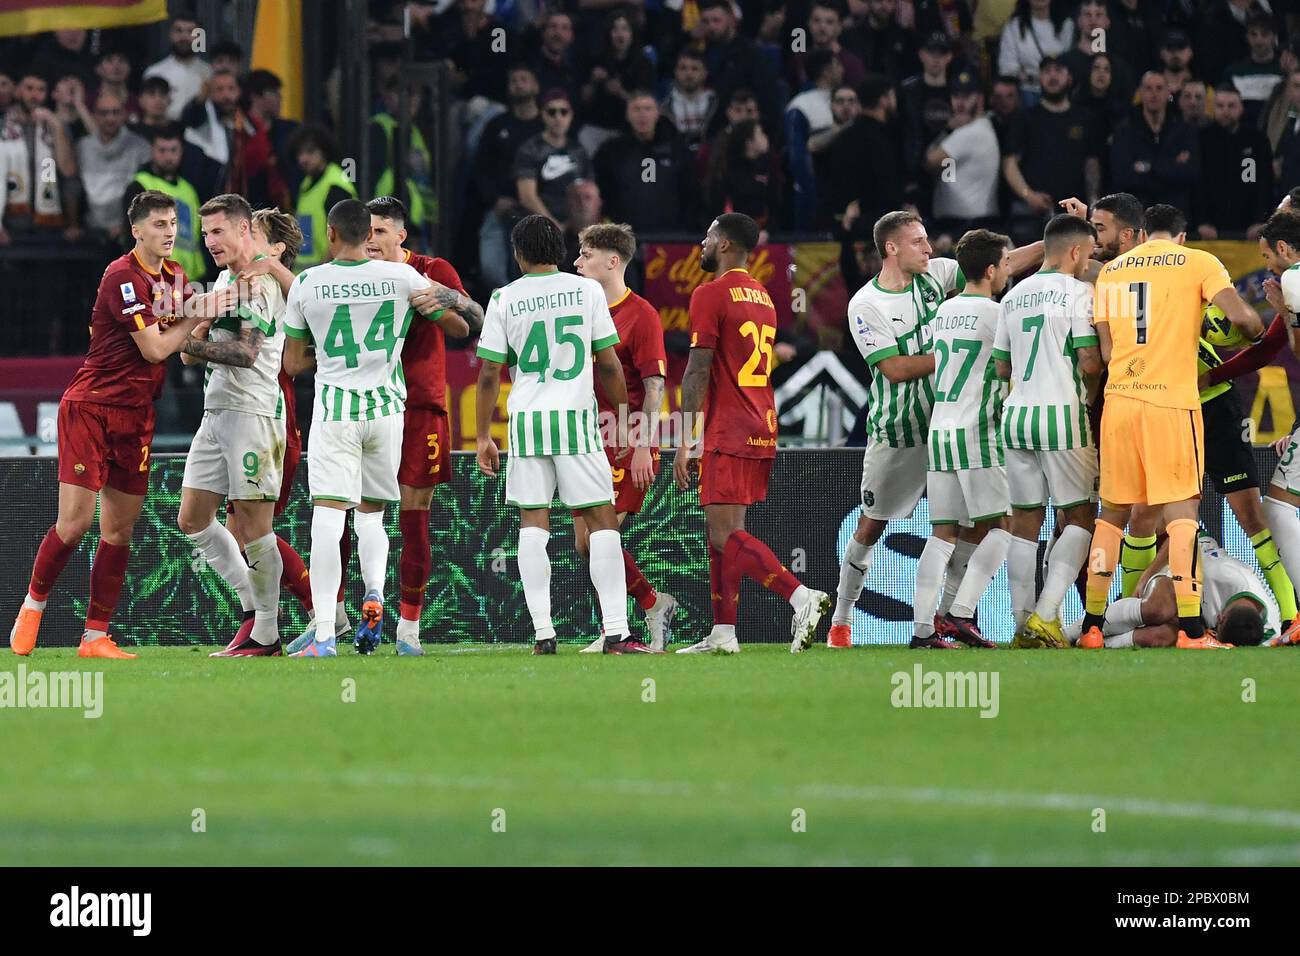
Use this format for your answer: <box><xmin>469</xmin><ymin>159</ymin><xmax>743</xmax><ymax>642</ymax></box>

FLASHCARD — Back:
<box><xmin>176</xmin><ymin>194</ymin><xmax>289</xmax><ymax>656</ymax></box>
<box><xmin>994</xmin><ymin>214</ymin><xmax>1103</xmax><ymax>648</ymax></box>
<box><xmin>830</xmin><ymin>210</ymin><xmax>1042</xmax><ymax>647</ymax></box>
<box><xmin>281</xmin><ymin>199</ymin><xmax>436</xmax><ymax>657</ymax></box>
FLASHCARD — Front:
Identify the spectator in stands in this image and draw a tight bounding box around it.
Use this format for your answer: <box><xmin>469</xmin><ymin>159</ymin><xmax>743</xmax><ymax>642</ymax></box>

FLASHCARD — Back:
<box><xmin>1110</xmin><ymin>71</ymin><xmax>1200</xmax><ymax>213</ymax></box>
<box><xmin>182</xmin><ymin>70</ymin><xmax>285</xmax><ymax>208</ymax></box>
<box><xmin>514</xmin><ymin>90</ymin><xmax>592</xmax><ymax>230</ymax></box>
<box><xmin>699</xmin><ymin>87</ymin><xmax>760</xmax><ymax>195</ymax></box>
<box><xmin>26</xmin><ymin>29</ymin><xmax>95</xmax><ymax>88</ymax></box>
<box><xmin>786</xmin><ymin>49</ymin><xmax>842</xmax><ymax>229</ymax></box>
<box><xmin>1107</xmin><ymin>0</ymin><xmax>1162</xmax><ymax>78</ymax></box>
<box><xmin>1060</xmin><ymin>1</ymin><xmax>1134</xmax><ymax>101</ymax></box>
<box><xmin>144</xmin><ymin>15</ymin><xmax>211</xmax><ymax>120</ymax></box>
<box><xmin>1002</xmin><ymin>55</ymin><xmax>1101</xmax><ymax>246</ymax></box>
<box><xmin>811</xmin><ymin>82</ymin><xmax>863</xmax><ymax>231</ymax></box>
<box><xmin>593</xmin><ymin>91</ymin><xmax>695</xmax><ymax>233</ymax></box>
<box><xmin>76</xmin><ymin>91</ymin><xmax>149</xmax><ymax>243</ymax></box>
<box><xmin>50</xmin><ymin>75</ymin><xmax>93</xmax><ymax>141</ymax></box>
<box><xmin>209</xmin><ymin>41</ymin><xmax>243</xmax><ymax>76</ymax></box>
<box><xmin>420</xmin><ymin>0</ymin><xmax>505</xmax><ymax>102</ymax></box>
<box><xmin>1194</xmin><ymin>87</ymin><xmax>1274</xmax><ymax>239</ymax></box>
<box><xmin>988</xmin><ymin>75</ymin><xmax>1022</xmax><ymax>148</ymax></box>
<box><xmin>122</xmin><ymin>125</ymin><xmax>206</xmax><ymax>279</ymax></box>
<box><xmin>899</xmin><ymin>32</ymin><xmax>954</xmax><ymax>212</ymax></box>
<box><xmin>368</xmin><ymin>77</ymin><xmax>434</xmax><ymax>235</ymax></box>
<box><xmin>1198</xmin><ymin>0</ymin><xmax>1285</xmax><ymax>89</ymax></box>
<box><xmin>562</xmin><ymin>178</ymin><xmax>604</xmax><ymax>273</ymax></box>
<box><xmin>289</xmin><ymin>124</ymin><xmax>358</xmax><ymax>269</ymax></box>
<box><xmin>1159</xmin><ymin>29</ymin><xmax>1198</xmax><ymax>100</ymax></box>
<box><xmin>1080</xmin><ymin>52</ymin><xmax>1128</xmax><ymax>144</ymax></box>
<box><xmin>997</xmin><ymin>0</ymin><xmax>1074</xmax><ymax>100</ymax></box>
<box><xmin>1179</xmin><ymin>81</ymin><xmax>1212</xmax><ymax>129</ymax></box>
<box><xmin>0</xmin><ymin>70</ymin><xmax>14</xmax><ymax>114</ymax></box>
<box><xmin>788</xmin><ymin>1</ymin><xmax>866</xmax><ymax>93</ymax></box>
<box><xmin>833</xmin><ymin>74</ymin><xmax>904</xmax><ymax>243</ymax></box>
<box><xmin>579</xmin><ymin>8</ymin><xmax>656</xmax><ymax>155</ymax></box>
<box><xmin>130</xmin><ymin>76</ymin><xmax>171</xmax><ymax>139</ymax></box>
<box><xmin>712</xmin><ymin>118</ymin><xmax>779</xmax><ymax>229</ymax></box>
<box><xmin>843</xmin><ymin>0</ymin><xmax>917</xmax><ymax>80</ymax></box>
<box><xmin>1225</xmin><ymin>14</ymin><xmax>1286</xmax><ymax>127</ymax></box>
<box><xmin>911</xmin><ymin>0</ymin><xmax>974</xmax><ymax>41</ymax></box>
<box><xmin>660</xmin><ymin>49</ymin><xmax>716</xmax><ymax>153</ymax></box>
<box><xmin>528</xmin><ymin>11</ymin><xmax>582</xmax><ymax>113</ymax></box>
<box><xmin>92</xmin><ymin>50</ymin><xmax>137</xmax><ymax>122</ymax></box>
<box><xmin>245</xmin><ymin>70</ymin><xmax>300</xmax><ymax>197</ymax></box>
<box><xmin>0</xmin><ymin>71</ymin><xmax>78</xmax><ymax>243</ymax></box>
<box><xmin>475</xmin><ymin>65</ymin><xmax>543</xmax><ymax>289</ymax></box>
<box><xmin>927</xmin><ymin>68</ymin><xmax>1000</xmax><ymax>242</ymax></box>
<box><xmin>699</xmin><ymin>0</ymin><xmax>786</xmax><ymax>139</ymax></box>
<box><xmin>1264</xmin><ymin>67</ymin><xmax>1300</xmax><ymax>159</ymax></box>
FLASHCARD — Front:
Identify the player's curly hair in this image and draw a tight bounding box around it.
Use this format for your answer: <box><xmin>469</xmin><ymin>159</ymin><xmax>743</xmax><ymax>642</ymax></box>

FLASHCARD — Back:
<box><xmin>1219</xmin><ymin>604</ymin><xmax>1266</xmax><ymax>647</ymax></box>
<box><xmin>1261</xmin><ymin>209</ymin><xmax>1300</xmax><ymax>254</ymax></box>
<box><xmin>252</xmin><ymin>208</ymin><xmax>303</xmax><ymax>271</ymax></box>
<box><xmin>578</xmin><ymin>222</ymin><xmax>636</xmax><ymax>263</ymax></box>
<box><xmin>511</xmin><ymin>214</ymin><xmax>565</xmax><ymax>267</ymax></box>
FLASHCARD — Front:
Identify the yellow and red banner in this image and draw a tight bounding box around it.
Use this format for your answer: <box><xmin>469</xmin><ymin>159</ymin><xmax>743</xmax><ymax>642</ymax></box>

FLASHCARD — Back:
<box><xmin>0</xmin><ymin>0</ymin><xmax>166</xmax><ymax>36</ymax></box>
<box><xmin>251</xmin><ymin>0</ymin><xmax>303</xmax><ymax>121</ymax></box>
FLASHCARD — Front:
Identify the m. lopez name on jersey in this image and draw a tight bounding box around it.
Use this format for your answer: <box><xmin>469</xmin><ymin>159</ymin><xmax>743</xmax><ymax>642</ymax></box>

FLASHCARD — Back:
<box><xmin>311</xmin><ymin>280</ymin><xmax>400</xmax><ymax>300</ymax></box>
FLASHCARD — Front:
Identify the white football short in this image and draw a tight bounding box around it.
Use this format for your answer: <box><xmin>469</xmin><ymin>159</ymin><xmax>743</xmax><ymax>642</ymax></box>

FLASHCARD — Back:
<box><xmin>182</xmin><ymin>408</ymin><xmax>285</xmax><ymax>501</ymax></box>
<box><xmin>859</xmin><ymin>440</ymin><xmax>928</xmax><ymax>520</ymax></box>
<box><xmin>1005</xmin><ymin>445</ymin><xmax>1099</xmax><ymax>510</ymax></box>
<box><xmin>506</xmin><ymin>451</ymin><xmax>614</xmax><ymax>509</ymax></box>
<box><xmin>927</xmin><ymin>466</ymin><xmax>1010</xmax><ymax>525</ymax></box>
<box><xmin>1272</xmin><ymin>425</ymin><xmax>1300</xmax><ymax>495</ymax></box>
<box><xmin>307</xmin><ymin>414</ymin><xmax>403</xmax><ymax>506</ymax></box>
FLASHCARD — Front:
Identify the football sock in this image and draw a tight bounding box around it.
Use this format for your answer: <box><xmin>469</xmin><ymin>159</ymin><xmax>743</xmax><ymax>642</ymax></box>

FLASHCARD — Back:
<box><xmin>709</xmin><ymin>546</ymin><xmax>726</xmax><ymax>625</ymax></box>
<box><xmin>337</xmin><ymin>512</ymin><xmax>351</xmax><ymax>602</ymax></box>
<box><xmin>244</xmin><ymin>532</ymin><xmax>283</xmax><ymax>645</ymax></box>
<box><xmin>1104</xmin><ymin>631</ymin><xmax>1134</xmax><ymax>649</ymax></box>
<box><xmin>518</xmin><ymin>526</ymin><xmax>554</xmax><ymax>642</ymax></box>
<box><xmin>1264</xmin><ymin>496</ymin><xmax>1300</xmax><ymax>619</ymax></box>
<box><xmin>725</xmin><ymin>530</ymin><xmax>801</xmax><ymax>600</ymax></box>
<box><xmin>1119</xmin><ymin>533</ymin><xmax>1158</xmax><ymax>597</ymax></box>
<box><xmin>1104</xmin><ymin>595</ymin><xmax>1147</xmax><ymax>632</ymax></box>
<box><xmin>85</xmin><ymin>540</ymin><xmax>130</xmax><ymax>635</ymax></box>
<box><xmin>399</xmin><ymin>508</ymin><xmax>431</xmax><ymax>622</ymax></box>
<box><xmin>913</xmin><ymin>536</ymin><xmax>955</xmax><ymax>638</ymax></box>
<box><xmin>309</xmin><ymin>507</ymin><xmax>347</xmax><ymax>641</ymax></box>
<box><xmin>833</xmin><ymin>536</ymin><xmax>874</xmax><ymax>626</ymax></box>
<box><xmin>1167</xmin><ymin>518</ymin><xmax>1203</xmax><ymax>637</ymax></box>
<box><xmin>1084</xmin><ymin>518</ymin><xmax>1124</xmax><ymax>624</ymax></box>
<box><xmin>939</xmin><ymin>538</ymin><xmax>975</xmax><ymax>615</ymax></box>
<box><xmin>354</xmin><ymin>509</ymin><xmax>389</xmax><ymax>600</ymax></box>
<box><xmin>623</xmin><ymin>548</ymin><xmax>657</xmax><ymax>611</ymax></box>
<box><xmin>1037</xmin><ymin>524</ymin><xmax>1092</xmax><ymax>622</ymax></box>
<box><xmin>276</xmin><ymin>534</ymin><xmax>312</xmax><ymax>611</ymax></box>
<box><xmin>716</xmin><ymin>538</ymin><xmax>740</xmax><ymax>627</ymax></box>
<box><xmin>1250</xmin><ymin>526</ymin><xmax>1297</xmax><ymax>622</ymax></box>
<box><xmin>588</xmin><ymin>529</ymin><xmax>630</xmax><ymax>638</ymax></box>
<box><xmin>1007</xmin><ymin>534</ymin><xmax>1038</xmax><ymax>633</ymax></box>
<box><xmin>951</xmin><ymin>528</ymin><xmax>1010</xmax><ymax>619</ymax></box>
<box><xmin>28</xmin><ymin>525</ymin><xmax>76</xmax><ymax>603</ymax></box>
<box><xmin>187</xmin><ymin>520</ymin><xmax>253</xmax><ymax>613</ymax></box>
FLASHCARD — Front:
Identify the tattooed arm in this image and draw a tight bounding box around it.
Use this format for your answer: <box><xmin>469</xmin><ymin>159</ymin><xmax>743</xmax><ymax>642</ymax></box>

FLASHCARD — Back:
<box><xmin>673</xmin><ymin>347</ymin><xmax>712</xmax><ymax>489</ymax></box>
<box><xmin>182</xmin><ymin>326</ymin><xmax>264</xmax><ymax>369</ymax></box>
<box><xmin>410</xmin><ymin>281</ymin><xmax>480</xmax><ymax>336</ymax></box>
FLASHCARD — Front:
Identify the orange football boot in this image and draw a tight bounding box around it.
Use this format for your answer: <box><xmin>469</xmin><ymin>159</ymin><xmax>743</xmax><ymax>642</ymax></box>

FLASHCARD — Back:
<box><xmin>9</xmin><ymin>605</ymin><xmax>42</xmax><ymax>656</ymax></box>
<box><xmin>78</xmin><ymin>635</ymin><xmax>138</xmax><ymax>659</ymax></box>
<box><xmin>1077</xmin><ymin>626</ymin><xmax>1104</xmax><ymax>649</ymax></box>
<box><xmin>1176</xmin><ymin>630</ymin><xmax>1233</xmax><ymax>649</ymax></box>
<box><xmin>826</xmin><ymin>623</ymin><xmax>852</xmax><ymax>648</ymax></box>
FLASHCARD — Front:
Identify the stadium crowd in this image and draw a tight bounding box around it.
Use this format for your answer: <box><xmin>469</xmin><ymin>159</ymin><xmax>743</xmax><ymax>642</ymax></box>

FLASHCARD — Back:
<box><xmin>2</xmin><ymin>0</ymin><xmax>1299</xmax><ymax>299</ymax></box>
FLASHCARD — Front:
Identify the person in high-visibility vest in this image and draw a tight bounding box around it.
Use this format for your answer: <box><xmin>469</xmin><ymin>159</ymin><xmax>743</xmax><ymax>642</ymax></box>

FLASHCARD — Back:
<box><xmin>368</xmin><ymin>79</ymin><xmax>435</xmax><ymax>230</ymax></box>
<box><xmin>121</xmin><ymin>124</ymin><xmax>207</xmax><ymax>280</ymax></box>
<box><xmin>289</xmin><ymin>124</ymin><xmax>358</xmax><ymax>270</ymax></box>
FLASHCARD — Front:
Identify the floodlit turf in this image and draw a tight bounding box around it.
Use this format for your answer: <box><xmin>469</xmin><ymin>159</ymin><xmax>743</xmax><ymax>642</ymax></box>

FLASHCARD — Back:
<box><xmin>0</xmin><ymin>643</ymin><xmax>1297</xmax><ymax>866</ymax></box>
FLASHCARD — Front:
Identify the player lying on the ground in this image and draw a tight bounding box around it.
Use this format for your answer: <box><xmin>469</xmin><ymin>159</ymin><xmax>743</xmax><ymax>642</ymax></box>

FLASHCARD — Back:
<box><xmin>912</xmin><ymin>230</ymin><xmax>1012</xmax><ymax>649</ymax></box>
<box><xmin>1091</xmin><ymin>533</ymin><xmax>1275</xmax><ymax>648</ymax></box>
<box><xmin>572</xmin><ymin>222</ymin><xmax>678</xmax><ymax>652</ymax></box>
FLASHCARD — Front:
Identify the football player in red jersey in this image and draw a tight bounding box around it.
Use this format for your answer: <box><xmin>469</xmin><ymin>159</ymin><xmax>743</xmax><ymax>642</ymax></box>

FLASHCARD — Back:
<box><xmin>673</xmin><ymin>213</ymin><xmax>831</xmax><ymax>653</ymax></box>
<box><xmin>572</xmin><ymin>222</ymin><xmax>679</xmax><ymax>651</ymax></box>
<box><xmin>365</xmin><ymin>197</ymin><xmax>480</xmax><ymax>655</ymax></box>
<box><xmin>9</xmin><ymin>190</ymin><xmax>229</xmax><ymax>658</ymax></box>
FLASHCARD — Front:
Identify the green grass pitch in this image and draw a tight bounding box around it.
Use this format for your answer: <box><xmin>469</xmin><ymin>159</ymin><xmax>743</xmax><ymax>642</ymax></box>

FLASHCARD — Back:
<box><xmin>1</xmin><ymin>644</ymin><xmax>1297</xmax><ymax>866</ymax></box>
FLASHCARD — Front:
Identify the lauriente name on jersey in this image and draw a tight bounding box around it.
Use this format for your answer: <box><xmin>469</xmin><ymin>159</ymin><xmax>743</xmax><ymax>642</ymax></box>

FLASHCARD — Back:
<box><xmin>310</xmin><ymin>280</ymin><xmax>399</xmax><ymax>300</ymax></box>
<box><xmin>507</xmin><ymin>288</ymin><xmax>586</xmax><ymax>316</ymax></box>
<box><xmin>728</xmin><ymin>285</ymin><xmax>775</xmax><ymax>308</ymax></box>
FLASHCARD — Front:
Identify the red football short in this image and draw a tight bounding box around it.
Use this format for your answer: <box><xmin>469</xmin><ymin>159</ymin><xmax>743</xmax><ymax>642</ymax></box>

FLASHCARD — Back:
<box><xmin>698</xmin><ymin>450</ymin><xmax>773</xmax><ymax>506</ymax></box>
<box><xmin>57</xmin><ymin>399</ymin><xmax>156</xmax><ymax>496</ymax></box>
<box><xmin>398</xmin><ymin>406</ymin><xmax>452</xmax><ymax>488</ymax></box>
<box><xmin>276</xmin><ymin>424</ymin><xmax>302</xmax><ymax>517</ymax></box>
<box><xmin>607</xmin><ymin>446</ymin><xmax>660</xmax><ymax>515</ymax></box>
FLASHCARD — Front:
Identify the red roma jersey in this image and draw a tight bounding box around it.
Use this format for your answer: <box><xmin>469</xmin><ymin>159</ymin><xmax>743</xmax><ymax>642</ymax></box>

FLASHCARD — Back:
<box><xmin>595</xmin><ymin>289</ymin><xmax>668</xmax><ymax>419</ymax></box>
<box><xmin>64</xmin><ymin>249</ymin><xmax>189</xmax><ymax>407</ymax></box>
<box><xmin>278</xmin><ymin>369</ymin><xmax>297</xmax><ymax>434</ymax></box>
<box><xmin>402</xmin><ymin>249</ymin><xmax>466</xmax><ymax>412</ymax></box>
<box><xmin>688</xmin><ymin>267</ymin><xmax>778</xmax><ymax>459</ymax></box>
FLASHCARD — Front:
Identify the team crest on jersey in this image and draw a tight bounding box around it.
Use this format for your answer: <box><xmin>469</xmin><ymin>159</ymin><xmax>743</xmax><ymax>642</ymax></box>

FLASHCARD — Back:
<box><xmin>73</xmin><ymin>463</ymin><xmax>85</xmax><ymax>474</ymax></box>
<box><xmin>1124</xmin><ymin>357</ymin><xmax>1147</xmax><ymax>378</ymax></box>
<box><xmin>766</xmin><ymin>408</ymin><xmax>777</xmax><ymax>432</ymax></box>
<box><xmin>120</xmin><ymin>282</ymin><xmax>136</xmax><ymax>304</ymax></box>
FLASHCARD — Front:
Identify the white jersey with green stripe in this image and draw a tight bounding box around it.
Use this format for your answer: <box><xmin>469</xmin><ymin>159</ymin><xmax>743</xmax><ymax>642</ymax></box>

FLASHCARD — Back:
<box><xmin>926</xmin><ymin>294</ymin><xmax>1005</xmax><ymax>471</ymax></box>
<box><xmin>283</xmin><ymin>258</ymin><xmax>432</xmax><ymax>423</ymax></box>
<box><xmin>1149</xmin><ymin>534</ymin><xmax>1281</xmax><ymax>643</ymax></box>
<box><xmin>993</xmin><ymin>271</ymin><xmax>1098</xmax><ymax>452</ymax></box>
<box><xmin>476</xmin><ymin>269</ymin><xmax>619</xmax><ymax>456</ymax></box>
<box><xmin>1282</xmin><ymin>262</ymin><xmax>1300</xmax><ymax>313</ymax></box>
<box><xmin>848</xmin><ymin>257</ymin><xmax>963</xmax><ymax>447</ymax></box>
<box><xmin>202</xmin><ymin>270</ymin><xmax>286</xmax><ymax>418</ymax></box>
